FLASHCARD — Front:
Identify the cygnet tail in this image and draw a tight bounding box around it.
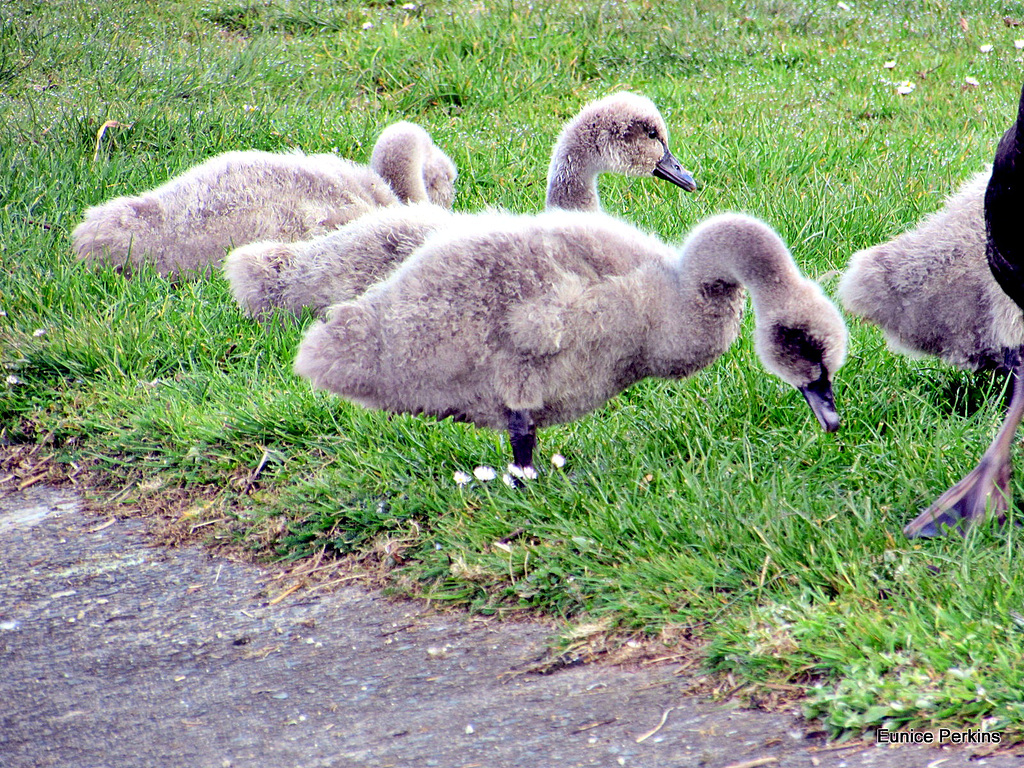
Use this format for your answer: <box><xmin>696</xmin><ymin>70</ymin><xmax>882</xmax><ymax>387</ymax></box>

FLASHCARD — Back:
<box><xmin>72</xmin><ymin>197</ymin><xmax>161</xmax><ymax>273</ymax></box>
<box><xmin>223</xmin><ymin>242</ymin><xmax>297</xmax><ymax>318</ymax></box>
<box><xmin>293</xmin><ymin>303</ymin><xmax>382</xmax><ymax>405</ymax></box>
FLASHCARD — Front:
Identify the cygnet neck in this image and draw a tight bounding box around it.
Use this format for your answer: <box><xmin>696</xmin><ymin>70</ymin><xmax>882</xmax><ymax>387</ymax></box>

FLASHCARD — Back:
<box><xmin>677</xmin><ymin>214</ymin><xmax>803</xmax><ymax>303</ymax></box>
<box><xmin>545</xmin><ymin>143</ymin><xmax>601</xmax><ymax>212</ymax></box>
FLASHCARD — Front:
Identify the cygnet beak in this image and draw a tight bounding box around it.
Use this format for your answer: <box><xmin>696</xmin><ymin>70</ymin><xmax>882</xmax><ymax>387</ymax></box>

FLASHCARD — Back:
<box><xmin>652</xmin><ymin>148</ymin><xmax>697</xmax><ymax>192</ymax></box>
<box><xmin>798</xmin><ymin>369</ymin><xmax>840</xmax><ymax>432</ymax></box>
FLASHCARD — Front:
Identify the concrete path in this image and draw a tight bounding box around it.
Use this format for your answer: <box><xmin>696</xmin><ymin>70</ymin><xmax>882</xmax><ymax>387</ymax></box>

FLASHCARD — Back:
<box><xmin>0</xmin><ymin>485</ymin><xmax>1017</xmax><ymax>768</ymax></box>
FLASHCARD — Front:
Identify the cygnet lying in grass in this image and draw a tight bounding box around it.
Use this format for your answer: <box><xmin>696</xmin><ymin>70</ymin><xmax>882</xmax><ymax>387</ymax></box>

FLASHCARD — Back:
<box><xmin>72</xmin><ymin>121</ymin><xmax>457</xmax><ymax>278</ymax></box>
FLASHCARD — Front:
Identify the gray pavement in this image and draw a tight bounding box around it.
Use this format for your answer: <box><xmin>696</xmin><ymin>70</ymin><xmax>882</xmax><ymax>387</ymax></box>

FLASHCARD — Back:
<box><xmin>0</xmin><ymin>484</ymin><xmax>1019</xmax><ymax>768</ymax></box>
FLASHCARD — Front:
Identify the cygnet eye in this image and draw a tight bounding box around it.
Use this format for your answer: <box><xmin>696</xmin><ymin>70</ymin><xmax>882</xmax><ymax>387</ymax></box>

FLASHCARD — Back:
<box><xmin>647</xmin><ymin>128</ymin><xmax>659</xmax><ymax>140</ymax></box>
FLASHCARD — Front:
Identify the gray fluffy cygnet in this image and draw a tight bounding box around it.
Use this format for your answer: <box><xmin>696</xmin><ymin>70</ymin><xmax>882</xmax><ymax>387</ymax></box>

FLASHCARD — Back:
<box><xmin>223</xmin><ymin>91</ymin><xmax>697</xmax><ymax>319</ymax></box>
<box><xmin>293</xmin><ymin>211</ymin><xmax>848</xmax><ymax>476</ymax></box>
<box><xmin>72</xmin><ymin>121</ymin><xmax>457</xmax><ymax>278</ymax></box>
<box><xmin>838</xmin><ymin>170</ymin><xmax>1023</xmax><ymax>373</ymax></box>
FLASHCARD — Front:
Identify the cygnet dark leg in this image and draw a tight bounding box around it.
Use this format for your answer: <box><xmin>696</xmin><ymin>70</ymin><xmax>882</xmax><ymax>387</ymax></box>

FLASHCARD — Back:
<box><xmin>998</xmin><ymin>348</ymin><xmax>1022</xmax><ymax>407</ymax></box>
<box><xmin>1005</xmin><ymin>351</ymin><xmax>1021</xmax><ymax>408</ymax></box>
<box><xmin>1002</xmin><ymin>346</ymin><xmax>1021</xmax><ymax>376</ymax></box>
<box><xmin>507</xmin><ymin>409</ymin><xmax>538</xmax><ymax>481</ymax></box>
<box><xmin>904</xmin><ymin>350</ymin><xmax>1024</xmax><ymax>537</ymax></box>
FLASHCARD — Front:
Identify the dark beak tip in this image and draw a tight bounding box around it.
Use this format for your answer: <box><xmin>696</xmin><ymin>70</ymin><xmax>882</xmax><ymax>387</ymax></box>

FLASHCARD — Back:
<box><xmin>799</xmin><ymin>379</ymin><xmax>840</xmax><ymax>433</ymax></box>
<box><xmin>814</xmin><ymin>407</ymin><xmax>841</xmax><ymax>433</ymax></box>
<box><xmin>652</xmin><ymin>166</ymin><xmax>697</xmax><ymax>192</ymax></box>
<box><xmin>653</xmin><ymin>150</ymin><xmax>698</xmax><ymax>192</ymax></box>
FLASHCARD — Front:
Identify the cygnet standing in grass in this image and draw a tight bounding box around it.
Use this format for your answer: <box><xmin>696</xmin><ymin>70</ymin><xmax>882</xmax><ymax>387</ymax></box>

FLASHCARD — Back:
<box><xmin>837</xmin><ymin>170</ymin><xmax>1024</xmax><ymax>373</ymax></box>
<box><xmin>293</xmin><ymin>211</ymin><xmax>848</xmax><ymax>477</ymax></box>
<box><xmin>224</xmin><ymin>91</ymin><xmax>697</xmax><ymax>319</ymax></box>
<box><xmin>72</xmin><ymin>121</ymin><xmax>457</xmax><ymax>278</ymax></box>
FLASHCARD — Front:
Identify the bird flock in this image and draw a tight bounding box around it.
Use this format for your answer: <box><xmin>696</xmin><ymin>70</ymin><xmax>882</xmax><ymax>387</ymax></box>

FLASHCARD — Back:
<box><xmin>71</xmin><ymin>84</ymin><xmax>1024</xmax><ymax>538</ymax></box>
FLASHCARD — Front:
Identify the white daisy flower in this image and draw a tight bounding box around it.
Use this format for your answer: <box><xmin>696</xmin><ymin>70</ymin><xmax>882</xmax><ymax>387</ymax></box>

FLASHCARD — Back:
<box><xmin>32</xmin><ymin>328</ymin><xmax>46</xmax><ymax>337</ymax></box>
<box><xmin>896</xmin><ymin>81</ymin><xmax>915</xmax><ymax>95</ymax></box>
<box><xmin>402</xmin><ymin>2</ymin><xmax>417</xmax><ymax>9</ymax></box>
<box><xmin>883</xmin><ymin>60</ymin><xmax>896</xmax><ymax>69</ymax></box>
<box><xmin>453</xmin><ymin>471</ymin><xmax>472</xmax><ymax>487</ymax></box>
<box><xmin>361</xmin><ymin>21</ymin><xmax>374</xmax><ymax>30</ymax></box>
<box><xmin>1016</xmin><ymin>40</ymin><xmax>1024</xmax><ymax>50</ymax></box>
<box><xmin>980</xmin><ymin>44</ymin><xmax>994</xmax><ymax>53</ymax></box>
<box><xmin>837</xmin><ymin>1</ymin><xmax>850</xmax><ymax>9</ymax></box>
<box><xmin>473</xmin><ymin>465</ymin><xmax>497</xmax><ymax>481</ymax></box>
<box><xmin>965</xmin><ymin>76</ymin><xmax>980</xmax><ymax>87</ymax></box>
<box><xmin>551</xmin><ymin>454</ymin><xmax>566</xmax><ymax>468</ymax></box>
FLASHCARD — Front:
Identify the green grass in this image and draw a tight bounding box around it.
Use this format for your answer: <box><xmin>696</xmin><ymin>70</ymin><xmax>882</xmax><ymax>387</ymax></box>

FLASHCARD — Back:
<box><xmin>5</xmin><ymin>0</ymin><xmax>1024</xmax><ymax>740</ymax></box>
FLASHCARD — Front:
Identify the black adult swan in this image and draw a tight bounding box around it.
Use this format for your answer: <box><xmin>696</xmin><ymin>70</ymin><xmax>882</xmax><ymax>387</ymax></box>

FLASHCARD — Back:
<box><xmin>905</xmin><ymin>78</ymin><xmax>1024</xmax><ymax>537</ymax></box>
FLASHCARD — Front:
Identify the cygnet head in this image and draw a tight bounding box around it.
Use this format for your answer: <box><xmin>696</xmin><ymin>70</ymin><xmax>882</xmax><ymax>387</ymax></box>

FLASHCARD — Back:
<box><xmin>420</xmin><ymin>146</ymin><xmax>459</xmax><ymax>209</ymax></box>
<box><xmin>370</xmin><ymin>121</ymin><xmax>458</xmax><ymax>208</ymax></box>
<box><xmin>684</xmin><ymin>214</ymin><xmax>848</xmax><ymax>432</ymax></box>
<box><xmin>758</xmin><ymin>315</ymin><xmax>847</xmax><ymax>432</ymax></box>
<box><xmin>753</xmin><ymin>273</ymin><xmax>847</xmax><ymax>433</ymax></box>
<box><xmin>546</xmin><ymin>91</ymin><xmax>696</xmax><ymax>210</ymax></box>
